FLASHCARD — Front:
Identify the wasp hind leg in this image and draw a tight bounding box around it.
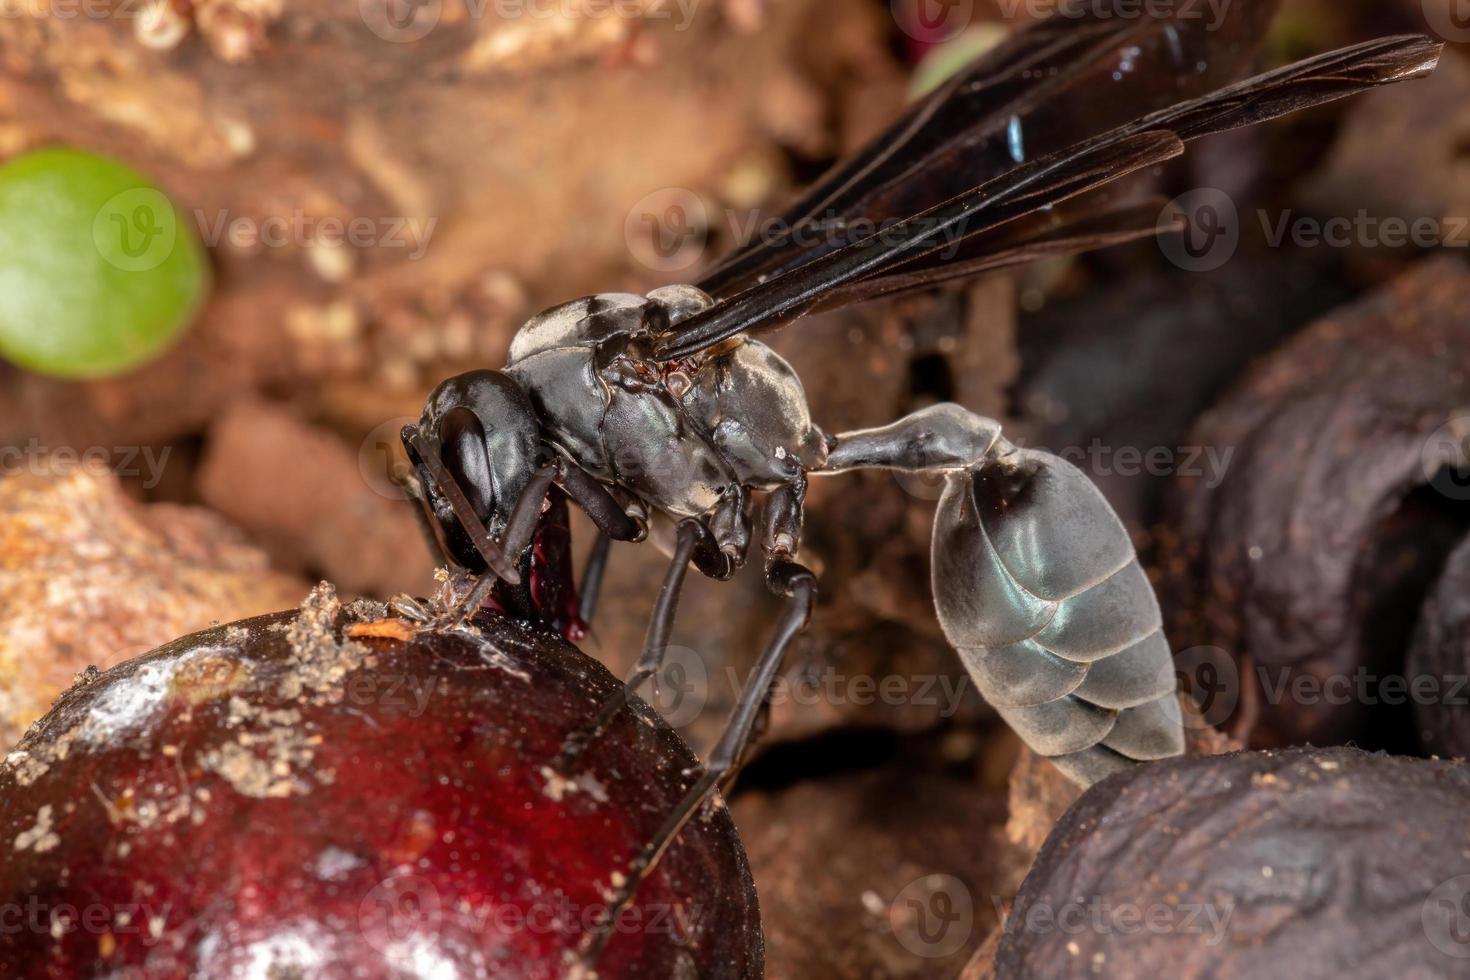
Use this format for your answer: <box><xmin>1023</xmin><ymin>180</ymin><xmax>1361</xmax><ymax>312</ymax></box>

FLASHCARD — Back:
<box><xmin>576</xmin><ymin>558</ymin><xmax>817</xmax><ymax>969</ymax></box>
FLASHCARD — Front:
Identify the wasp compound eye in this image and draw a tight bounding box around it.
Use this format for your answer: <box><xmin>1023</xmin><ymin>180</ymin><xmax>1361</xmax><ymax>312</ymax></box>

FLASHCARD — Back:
<box><xmin>436</xmin><ymin>406</ymin><xmax>495</xmax><ymax>525</ymax></box>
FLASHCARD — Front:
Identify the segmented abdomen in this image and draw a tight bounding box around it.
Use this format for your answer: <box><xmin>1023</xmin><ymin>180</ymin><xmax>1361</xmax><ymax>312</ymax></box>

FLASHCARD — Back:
<box><xmin>932</xmin><ymin>447</ymin><xmax>1184</xmax><ymax>786</ymax></box>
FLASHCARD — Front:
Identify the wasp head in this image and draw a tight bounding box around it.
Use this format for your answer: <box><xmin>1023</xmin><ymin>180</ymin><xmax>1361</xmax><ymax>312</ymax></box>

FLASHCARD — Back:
<box><xmin>406</xmin><ymin>369</ymin><xmax>544</xmax><ymax>574</ymax></box>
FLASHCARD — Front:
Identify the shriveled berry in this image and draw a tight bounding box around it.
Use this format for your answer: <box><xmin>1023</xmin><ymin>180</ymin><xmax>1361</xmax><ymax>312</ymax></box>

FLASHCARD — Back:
<box><xmin>996</xmin><ymin>747</ymin><xmax>1470</xmax><ymax>977</ymax></box>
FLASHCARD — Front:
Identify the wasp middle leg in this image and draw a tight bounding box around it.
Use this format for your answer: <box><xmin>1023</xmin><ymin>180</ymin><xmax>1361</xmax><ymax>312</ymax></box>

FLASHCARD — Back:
<box><xmin>556</xmin><ymin>499</ymin><xmax>744</xmax><ymax>770</ymax></box>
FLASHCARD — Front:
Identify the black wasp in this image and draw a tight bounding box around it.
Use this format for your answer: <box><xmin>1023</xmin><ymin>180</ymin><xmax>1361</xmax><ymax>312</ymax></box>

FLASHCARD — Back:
<box><xmin>395</xmin><ymin>4</ymin><xmax>1439</xmax><ymax>966</ymax></box>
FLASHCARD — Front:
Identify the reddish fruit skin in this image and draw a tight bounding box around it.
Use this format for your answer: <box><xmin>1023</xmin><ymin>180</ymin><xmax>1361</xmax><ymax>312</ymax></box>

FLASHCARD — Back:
<box><xmin>0</xmin><ymin>593</ymin><xmax>761</xmax><ymax>978</ymax></box>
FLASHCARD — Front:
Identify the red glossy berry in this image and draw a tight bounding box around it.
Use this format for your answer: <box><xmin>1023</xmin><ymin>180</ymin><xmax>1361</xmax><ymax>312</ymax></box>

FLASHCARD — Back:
<box><xmin>0</xmin><ymin>587</ymin><xmax>761</xmax><ymax>978</ymax></box>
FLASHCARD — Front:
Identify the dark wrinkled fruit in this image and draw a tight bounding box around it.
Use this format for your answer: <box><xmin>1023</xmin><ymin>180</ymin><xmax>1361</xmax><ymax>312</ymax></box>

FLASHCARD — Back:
<box><xmin>1409</xmin><ymin>533</ymin><xmax>1470</xmax><ymax>757</ymax></box>
<box><xmin>1017</xmin><ymin>253</ymin><xmax>1350</xmax><ymax>528</ymax></box>
<box><xmin>995</xmin><ymin>746</ymin><xmax>1470</xmax><ymax>978</ymax></box>
<box><xmin>1161</xmin><ymin>259</ymin><xmax>1470</xmax><ymax>748</ymax></box>
<box><xmin>0</xmin><ymin>586</ymin><xmax>761</xmax><ymax>978</ymax></box>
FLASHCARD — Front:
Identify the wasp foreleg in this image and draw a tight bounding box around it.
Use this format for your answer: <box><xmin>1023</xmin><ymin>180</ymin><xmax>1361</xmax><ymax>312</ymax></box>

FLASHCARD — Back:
<box><xmin>555</xmin><ymin>462</ymin><xmax>646</xmax><ymax>544</ymax></box>
<box><xmin>432</xmin><ymin>460</ymin><xmax>561</xmax><ymax>628</ymax></box>
<box><xmin>554</xmin><ymin>465</ymin><xmax>647</xmax><ymax>629</ymax></box>
<box><xmin>393</xmin><ymin>460</ymin><xmax>453</xmax><ymax>568</ymax></box>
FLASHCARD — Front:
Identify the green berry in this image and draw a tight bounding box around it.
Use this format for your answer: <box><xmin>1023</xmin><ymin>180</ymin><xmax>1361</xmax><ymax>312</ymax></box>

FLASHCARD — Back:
<box><xmin>0</xmin><ymin>147</ymin><xmax>209</xmax><ymax>379</ymax></box>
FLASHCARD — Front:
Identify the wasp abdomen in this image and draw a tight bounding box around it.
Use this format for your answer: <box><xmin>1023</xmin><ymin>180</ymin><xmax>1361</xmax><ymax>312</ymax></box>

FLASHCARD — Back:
<box><xmin>932</xmin><ymin>447</ymin><xmax>1184</xmax><ymax>787</ymax></box>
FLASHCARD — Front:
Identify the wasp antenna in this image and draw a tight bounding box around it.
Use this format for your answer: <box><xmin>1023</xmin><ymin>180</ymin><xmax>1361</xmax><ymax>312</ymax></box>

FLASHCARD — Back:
<box><xmin>401</xmin><ymin>424</ymin><xmax>523</xmax><ymax>587</ymax></box>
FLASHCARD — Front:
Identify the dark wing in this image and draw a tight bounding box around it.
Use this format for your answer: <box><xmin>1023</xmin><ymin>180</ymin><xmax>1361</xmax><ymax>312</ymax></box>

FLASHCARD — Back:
<box><xmin>662</xmin><ymin>130</ymin><xmax>1186</xmax><ymax>361</ymax></box>
<box><xmin>807</xmin><ymin>198</ymin><xmax>1177</xmax><ymax>311</ymax></box>
<box><xmin>695</xmin><ymin>1</ymin><xmax>1282</xmax><ymax>299</ymax></box>
<box><xmin>656</xmin><ymin>34</ymin><xmax>1440</xmax><ymax>361</ymax></box>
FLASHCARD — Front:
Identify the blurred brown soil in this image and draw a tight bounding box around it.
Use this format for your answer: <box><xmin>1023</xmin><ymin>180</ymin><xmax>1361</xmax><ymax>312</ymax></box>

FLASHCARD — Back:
<box><xmin>0</xmin><ymin>465</ymin><xmax>304</xmax><ymax>748</ymax></box>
